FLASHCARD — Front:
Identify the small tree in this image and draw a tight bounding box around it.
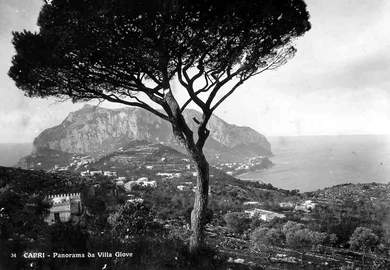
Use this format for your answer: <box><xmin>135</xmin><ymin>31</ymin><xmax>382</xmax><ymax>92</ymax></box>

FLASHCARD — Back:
<box><xmin>9</xmin><ymin>0</ymin><xmax>310</xmax><ymax>251</ymax></box>
<box><xmin>349</xmin><ymin>227</ymin><xmax>379</xmax><ymax>253</ymax></box>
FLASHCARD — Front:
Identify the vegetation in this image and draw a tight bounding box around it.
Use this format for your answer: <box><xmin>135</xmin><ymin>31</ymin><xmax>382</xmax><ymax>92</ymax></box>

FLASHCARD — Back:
<box><xmin>224</xmin><ymin>212</ymin><xmax>250</xmax><ymax>234</ymax></box>
<box><xmin>250</xmin><ymin>227</ymin><xmax>283</xmax><ymax>249</ymax></box>
<box><xmin>109</xmin><ymin>201</ymin><xmax>165</xmax><ymax>239</ymax></box>
<box><xmin>1</xmin><ymin>166</ymin><xmax>390</xmax><ymax>269</ymax></box>
<box><xmin>349</xmin><ymin>227</ymin><xmax>379</xmax><ymax>253</ymax></box>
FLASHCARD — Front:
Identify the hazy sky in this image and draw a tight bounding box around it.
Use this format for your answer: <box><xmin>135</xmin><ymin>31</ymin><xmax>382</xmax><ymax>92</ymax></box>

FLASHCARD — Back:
<box><xmin>0</xmin><ymin>0</ymin><xmax>390</xmax><ymax>143</ymax></box>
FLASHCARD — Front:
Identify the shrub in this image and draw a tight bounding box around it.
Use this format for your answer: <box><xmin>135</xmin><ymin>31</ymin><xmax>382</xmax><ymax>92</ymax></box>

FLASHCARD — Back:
<box><xmin>285</xmin><ymin>228</ymin><xmax>313</xmax><ymax>251</ymax></box>
<box><xmin>250</xmin><ymin>227</ymin><xmax>283</xmax><ymax>249</ymax></box>
<box><xmin>349</xmin><ymin>227</ymin><xmax>379</xmax><ymax>252</ymax></box>
<box><xmin>281</xmin><ymin>221</ymin><xmax>305</xmax><ymax>235</ymax></box>
<box><xmin>283</xmin><ymin>222</ymin><xmax>329</xmax><ymax>252</ymax></box>
<box><xmin>108</xmin><ymin>201</ymin><xmax>165</xmax><ymax>239</ymax></box>
<box><xmin>224</xmin><ymin>212</ymin><xmax>250</xmax><ymax>233</ymax></box>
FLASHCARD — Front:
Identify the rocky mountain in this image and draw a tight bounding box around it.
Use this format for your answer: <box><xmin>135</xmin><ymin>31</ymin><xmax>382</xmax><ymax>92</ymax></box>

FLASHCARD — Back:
<box><xmin>32</xmin><ymin>105</ymin><xmax>271</xmax><ymax>163</ymax></box>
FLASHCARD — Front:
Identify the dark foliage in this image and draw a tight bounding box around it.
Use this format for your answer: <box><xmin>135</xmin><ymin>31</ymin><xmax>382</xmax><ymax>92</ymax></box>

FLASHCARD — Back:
<box><xmin>308</xmin><ymin>198</ymin><xmax>388</xmax><ymax>246</ymax></box>
<box><xmin>224</xmin><ymin>212</ymin><xmax>250</xmax><ymax>233</ymax></box>
<box><xmin>109</xmin><ymin>201</ymin><xmax>165</xmax><ymax>239</ymax></box>
<box><xmin>10</xmin><ymin>0</ymin><xmax>310</xmax><ymax>115</ymax></box>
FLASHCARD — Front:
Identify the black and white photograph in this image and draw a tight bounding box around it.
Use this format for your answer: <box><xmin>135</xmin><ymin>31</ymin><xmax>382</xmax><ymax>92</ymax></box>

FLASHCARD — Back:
<box><xmin>0</xmin><ymin>0</ymin><xmax>389</xmax><ymax>269</ymax></box>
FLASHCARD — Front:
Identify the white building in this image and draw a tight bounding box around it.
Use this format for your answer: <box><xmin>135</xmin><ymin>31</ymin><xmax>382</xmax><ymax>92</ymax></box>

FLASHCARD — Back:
<box><xmin>116</xmin><ymin>180</ymin><xmax>124</xmax><ymax>186</ymax></box>
<box><xmin>127</xmin><ymin>198</ymin><xmax>144</xmax><ymax>204</ymax></box>
<box><xmin>279</xmin><ymin>202</ymin><xmax>295</xmax><ymax>209</ymax></box>
<box><xmin>44</xmin><ymin>193</ymin><xmax>82</xmax><ymax>225</ymax></box>
<box><xmin>80</xmin><ymin>171</ymin><xmax>90</xmax><ymax>176</ymax></box>
<box><xmin>124</xmin><ymin>178</ymin><xmax>157</xmax><ymax>192</ymax></box>
<box><xmin>177</xmin><ymin>185</ymin><xmax>190</xmax><ymax>191</ymax></box>
<box><xmin>90</xmin><ymin>170</ymin><xmax>103</xmax><ymax>176</ymax></box>
<box><xmin>244</xmin><ymin>209</ymin><xmax>285</xmax><ymax>221</ymax></box>
<box><xmin>104</xmin><ymin>171</ymin><xmax>117</xmax><ymax>177</ymax></box>
<box><xmin>243</xmin><ymin>201</ymin><xmax>262</xmax><ymax>206</ymax></box>
<box><xmin>294</xmin><ymin>200</ymin><xmax>316</xmax><ymax>212</ymax></box>
<box><xmin>156</xmin><ymin>172</ymin><xmax>182</xmax><ymax>179</ymax></box>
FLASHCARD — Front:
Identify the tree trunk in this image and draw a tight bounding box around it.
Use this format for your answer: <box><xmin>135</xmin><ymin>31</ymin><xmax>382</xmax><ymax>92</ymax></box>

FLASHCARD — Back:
<box><xmin>163</xmin><ymin>89</ymin><xmax>211</xmax><ymax>253</ymax></box>
<box><xmin>189</xmin><ymin>150</ymin><xmax>209</xmax><ymax>253</ymax></box>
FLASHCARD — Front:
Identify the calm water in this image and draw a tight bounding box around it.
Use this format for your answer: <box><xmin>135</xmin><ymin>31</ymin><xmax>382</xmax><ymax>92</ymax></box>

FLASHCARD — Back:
<box><xmin>239</xmin><ymin>135</ymin><xmax>390</xmax><ymax>192</ymax></box>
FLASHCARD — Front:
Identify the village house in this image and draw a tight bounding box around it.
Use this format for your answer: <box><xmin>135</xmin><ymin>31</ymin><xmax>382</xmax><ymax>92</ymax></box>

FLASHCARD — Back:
<box><xmin>103</xmin><ymin>171</ymin><xmax>117</xmax><ymax>177</ymax></box>
<box><xmin>80</xmin><ymin>170</ymin><xmax>89</xmax><ymax>176</ymax></box>
<box><xmin>279</xmin><ymin>202</ymin><xmax>296</xmax><ymax>209</ymax></box>
<box><xmin>127</xmin><ymin>198</ymin><xmax>144</xmax><ymax>204</ymax></box>
<box><xmin>124</xmin><ymin>177</ymin><xmax>157</xmax><ymax>192</ymax></box>
<box><xmin>116</xmin><ymin>180</ymin><xmax>124</xmax><ymax>186</ymax></box>
<box><xmin>90</xmin><ymin>170</ymin><xmax>103</xmax><ymax>176</ymax></box>
<box><xmin>243</xmin><ymin>201</ymin><xmax>263</xmax><ymax>206</ymax></box>
<box><xmin>44</xmin><ymin>193</ymin><xmax>82</xmax><ymax>225</ymax></box>
<box><xmin>115</xmin><ymin>176</ymin><xmax>126</xmax><ymax>186</ymax></box>
<box><xmin>294</xmin><ymin>200</ymin><xmax>317</xmax><ymax>212</ymax></box>
<box><xmin>177</xmin><ymin>185</ymin><xmax>190</xmax><ymax>191</ymax></box>
<box><xmin>156</xmin><ymin>172</ymin><xmax>182</xmax><ymax>179</ymax></box>
<box><xmin>244</xmin><ymin>208</ymin><xmax>286</xmax><ymax>221</ymax></box>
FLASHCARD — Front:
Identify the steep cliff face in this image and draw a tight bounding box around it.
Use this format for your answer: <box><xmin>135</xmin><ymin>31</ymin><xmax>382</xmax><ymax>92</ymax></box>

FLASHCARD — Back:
<box><xmin>33</xmin><ymin>105</ymin><xmax>271</xmax><ymax>162</ymax></box>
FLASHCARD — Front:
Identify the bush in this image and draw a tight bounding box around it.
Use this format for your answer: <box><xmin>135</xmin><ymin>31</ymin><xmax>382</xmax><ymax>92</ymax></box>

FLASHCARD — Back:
<box><xmin>224</xmin><ymin>212</ymin><xmax>250</xmax><ymax>233</ymax></box>
<box><xmin>285</xmin><ymin>229</ymin><xmax>313</xmax><ymax>251</ymax></box>
<box><xmin>349</xmin><ymin>227</ymin><xmax>379</xmax><ymax>252</ymax></box>
<box><xmin>250</xmin><ymin>227</ymin><xmax>283</xmax><ymax>249</ymax></box>
<box><xmin>281</xmin><ymin>221</ymin><xmax>305</xmax><ymax>235</ymax></box>
<box><xmin>108</xmin><ymin>201</ymin><xmax>165</xmax><ymax>239</ymax></box>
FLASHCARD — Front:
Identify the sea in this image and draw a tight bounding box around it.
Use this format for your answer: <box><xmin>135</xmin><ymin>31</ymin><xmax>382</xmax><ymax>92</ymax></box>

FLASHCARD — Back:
<box><xmin>238</xmin><ymin>135</ymin><xmax>390</xmax><ymax>192</ymax></box>
<box><xmin>0</xmin><ymin>143</ymin><xmax>33</xmax><ymax>167</ymax></box>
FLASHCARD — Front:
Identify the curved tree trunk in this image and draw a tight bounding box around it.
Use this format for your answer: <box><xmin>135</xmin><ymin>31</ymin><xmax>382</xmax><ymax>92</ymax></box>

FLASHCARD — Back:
<box><xmin>189</xmin><ymin>150</ymin><xmax>209</xmax><ymax>253</ymax></box>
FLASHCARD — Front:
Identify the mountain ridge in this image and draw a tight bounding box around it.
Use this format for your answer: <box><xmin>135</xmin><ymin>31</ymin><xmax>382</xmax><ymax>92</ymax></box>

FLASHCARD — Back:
<box><xmin>32</xmin><ymin>105</ymin><xmax>272</xmax><ymax>163</ymax></box>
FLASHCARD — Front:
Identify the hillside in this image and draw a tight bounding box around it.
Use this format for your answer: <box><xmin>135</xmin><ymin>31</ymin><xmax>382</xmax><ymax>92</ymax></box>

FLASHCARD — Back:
<box><xmin>0</xmin><ymin>166</ymin><xmax>84</xmax><ymax>195</ymax></box>
<box><xmin>309</xmin><ymin>182</ymin><xmax>390</xmax><ymax>206</ymax></box>
<box><xmin>2</xmin><ymin>165</ymin><xmax>389</xmax><ymax>269</ymax></box>
<box><xmin>17</xmin><ymin>140</ymin><xmax>273</xmax><ymax>182</ymax></box>
<box><xmin>16</xmin><ymin>147</ymin><xmax>87</xmax><ymax>171</ymax></box>
<box><xmin>32</xmin><ymin>105</ymin><xmax>271</xmax><ymax>163</ymax></box>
